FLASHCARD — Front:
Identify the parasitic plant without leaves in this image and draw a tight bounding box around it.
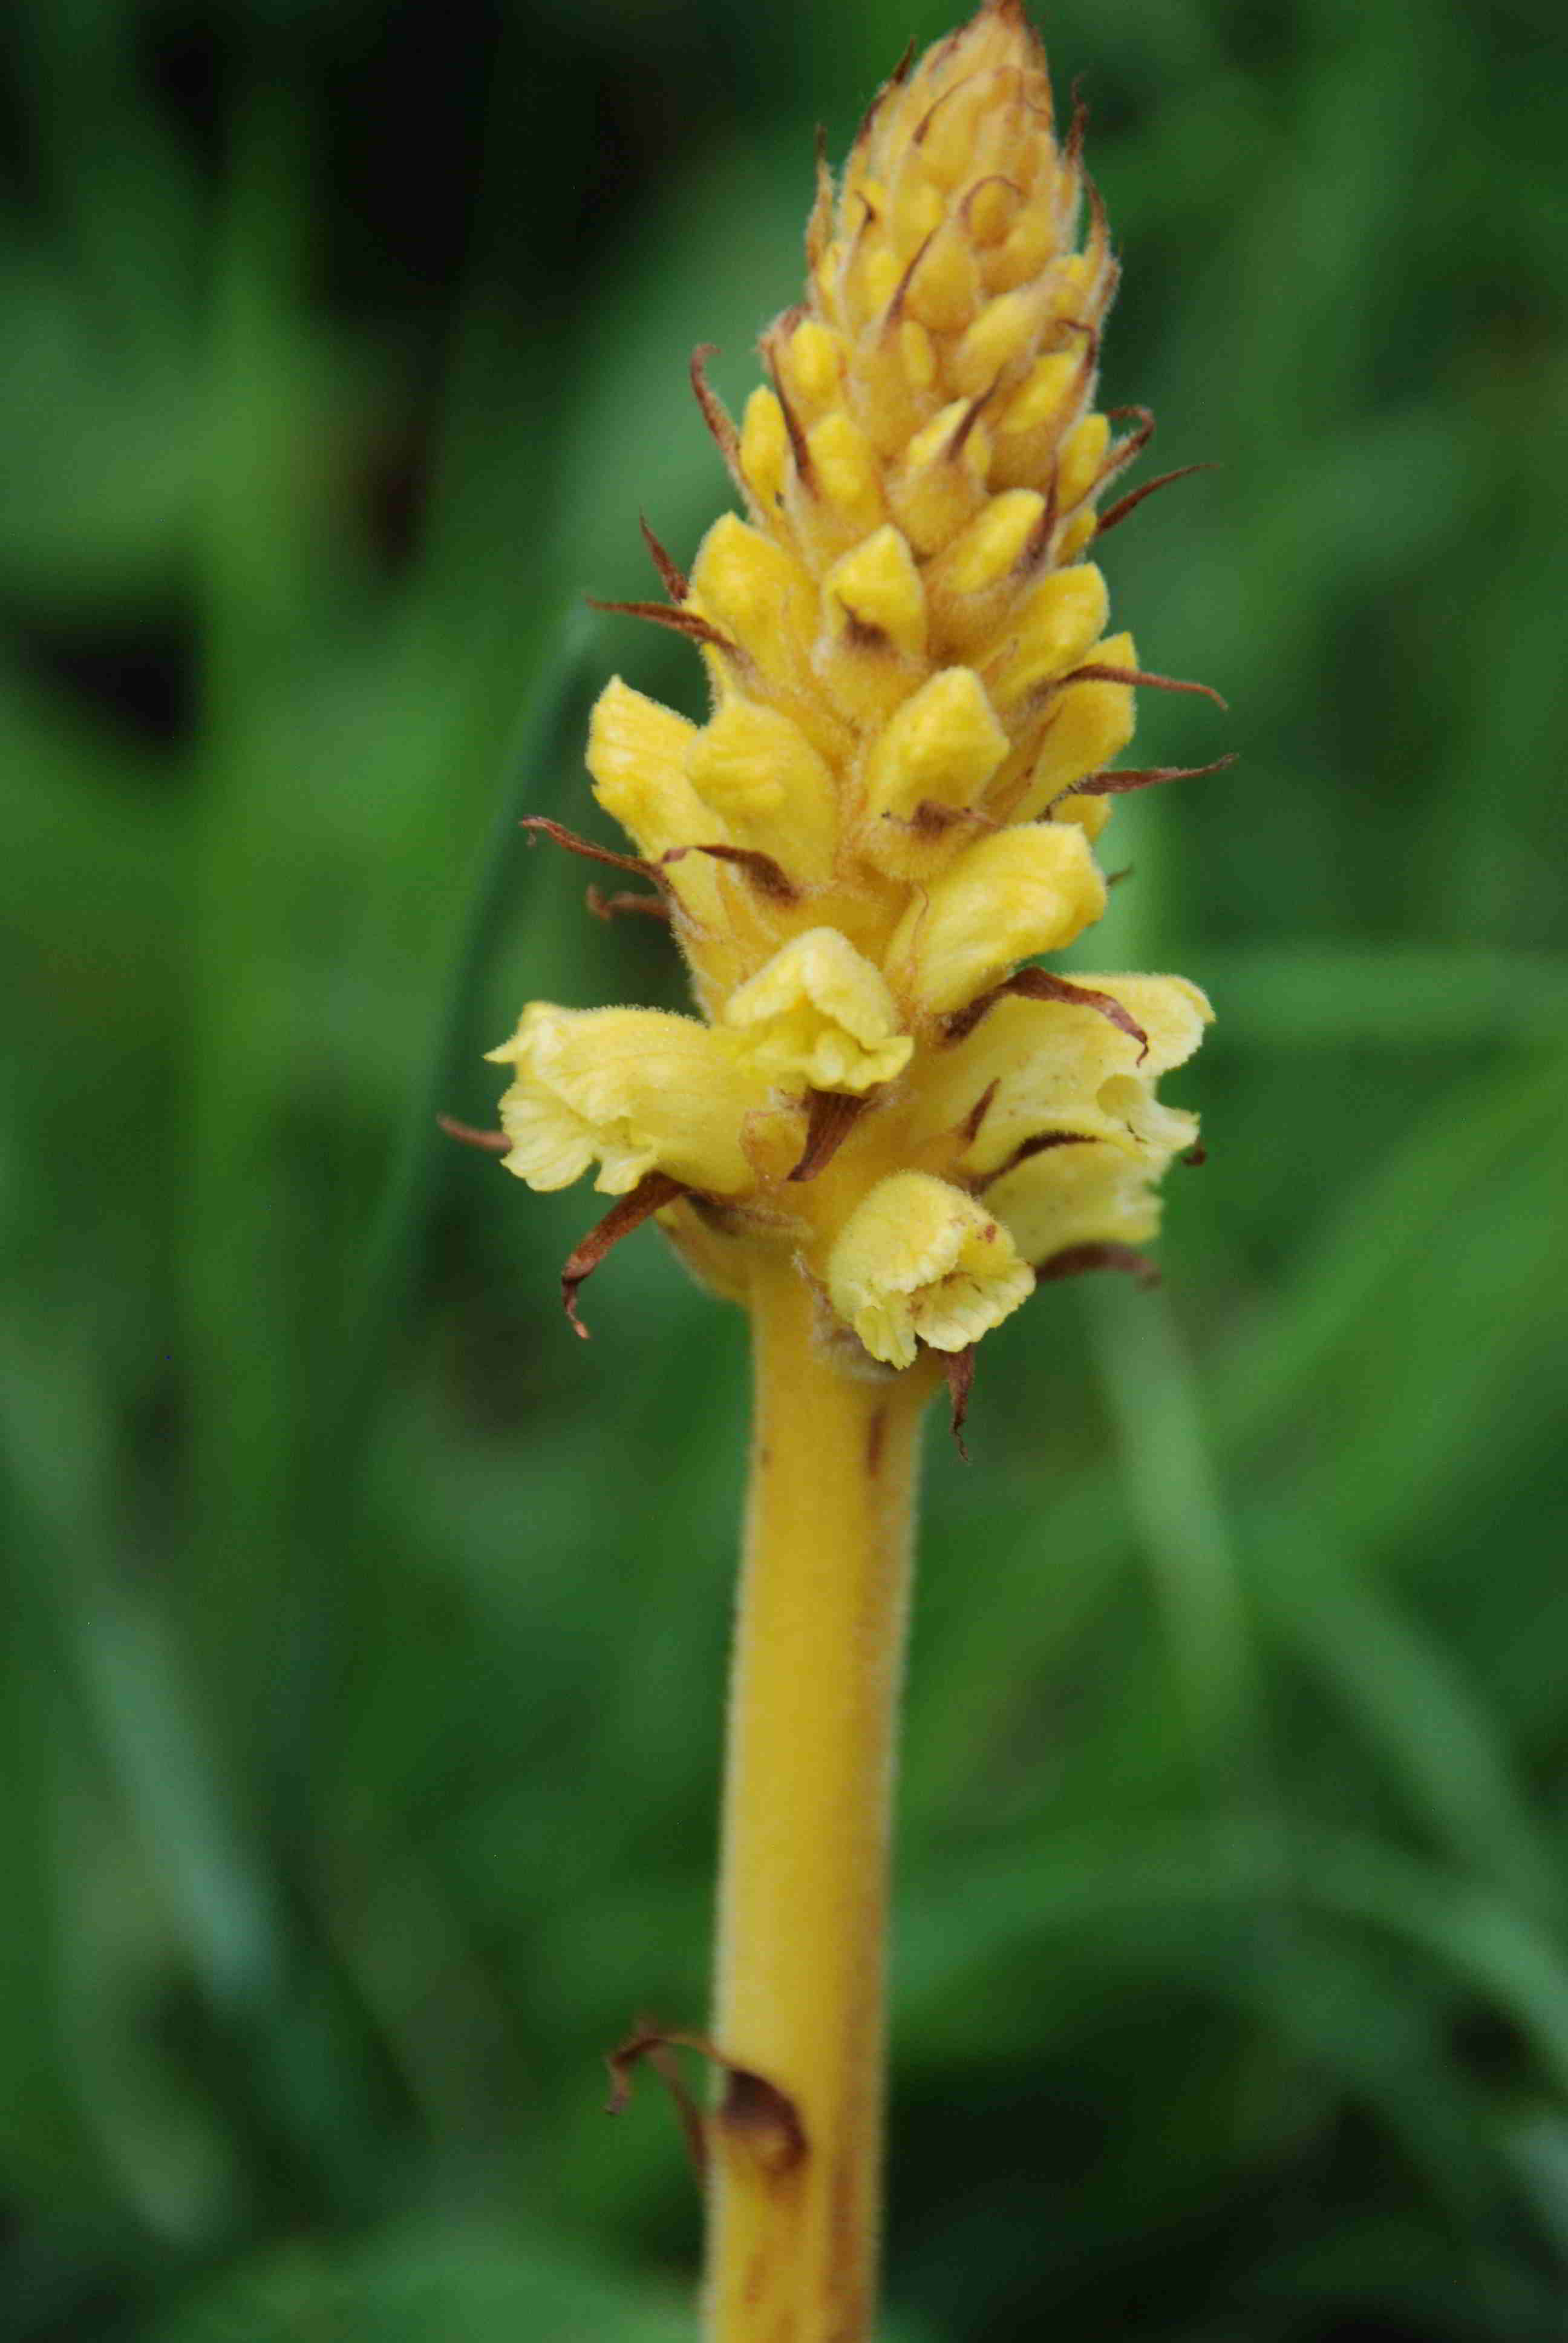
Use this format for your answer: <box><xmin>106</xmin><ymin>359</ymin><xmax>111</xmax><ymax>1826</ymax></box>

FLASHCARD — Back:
<box><xmin>456</xmin><ymin>2</ymin><xmax>1226</xmax><ymax>2333</ymax></box>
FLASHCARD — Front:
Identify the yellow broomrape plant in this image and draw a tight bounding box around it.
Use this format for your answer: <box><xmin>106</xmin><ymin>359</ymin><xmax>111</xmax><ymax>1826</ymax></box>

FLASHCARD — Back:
<box><xmin>468</xmin><ymin>2</ymin><xmax>1225</xmax><ymax>2333</ymax></box>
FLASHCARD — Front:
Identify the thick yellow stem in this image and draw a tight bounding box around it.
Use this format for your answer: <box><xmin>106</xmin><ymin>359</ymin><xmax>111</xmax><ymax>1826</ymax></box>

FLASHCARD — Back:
<box><xmin>704</xmin><ymin>1253</ymin><xmax>933</xmax><ymax>2342</ymax></box>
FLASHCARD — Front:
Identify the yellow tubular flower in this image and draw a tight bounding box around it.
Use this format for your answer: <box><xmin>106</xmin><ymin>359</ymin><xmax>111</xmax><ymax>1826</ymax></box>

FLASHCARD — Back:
<box><xmin>915</xmin><ymin>974</ymin><xmax>1214</xmax><ymax>1173</ymax></box>
<box><xmin>485</xmin><ymin>1006</ymin><xmax>792</xmax><ymax>1198</ymax></box>
<box><xmin>485</xmin><ymin>0</ymin><xmax>1222</xmax><ymax>1377</ymax></box>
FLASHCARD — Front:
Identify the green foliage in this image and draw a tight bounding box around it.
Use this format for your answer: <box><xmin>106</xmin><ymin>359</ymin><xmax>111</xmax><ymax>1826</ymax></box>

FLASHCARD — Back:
<box><xmin>152</xmin><ymin>2229</ymin><xmax>699</xmax><ymax>2343</ymax></box>
<box><xmin>2</xmin><ymin>0</ymin><xmax>1566</xmax><ymax>2335</ymax></box>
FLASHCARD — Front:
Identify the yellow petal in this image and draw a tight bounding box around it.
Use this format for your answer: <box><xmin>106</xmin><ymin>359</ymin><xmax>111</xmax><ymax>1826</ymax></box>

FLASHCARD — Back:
<box><xmin>687</xmin><ymin>699</ymin><xmax>840</xmax><ymax>882</ymax></box>
<box><xmin>586</xmin><ymin>677</ymin><xmax>707</xmax><ymax>859</ymax></box>
<box><xmin>886</xmin><ymin>823</ymin><xmax>1106</xmax><ymax>1017</ymax></box>
<box><xmin>985</xmin><ymin>1141</ymin><xmax>1169</xmax><ymax>1270</ymax></box>
<box><xmin>1005</xmin><ymin>631</ymin><xmax>1139</xmax><ymax>821</ymax></box>
<box><xmin>861</xmin><ymin>667</ymin><xmax>1010</xmax><ymax>825</ymax></box>
<box><xmin>687</xmin><ymin>513</ymin><xmax>815</xmax><ymax>686</ymax></box>
<box><xmin>782</xmin><ymin>316</ymin><xmax>846</xmax><ymax>411</ymax></box>
<box><xmin>1058</xmin><ymin>412</ymin><xmax>1111</xmax><ymax>511</ymax></box>
<box><xmin>739</xmin><ymin>385</ymin><xmax>789</xmax><ymax>511</ymax></box>
<box><xmin>806</xmin><ymin>410</ymin><xmax>886</xmax><ymax>536</ymax></box>
<box><xmin>820</xmin><ymin>525</ymin><xmax>927</xmax><ymax>661</ymax></box>
<box><xmin>927</xmin><ymin>489</ymin><xmax>1047</xmax><ymax>601</ymax></box>
<box><xmin>984</xmin><ymin>564</ymin><xmax>1109</xmax><ymax>711</ymax></box>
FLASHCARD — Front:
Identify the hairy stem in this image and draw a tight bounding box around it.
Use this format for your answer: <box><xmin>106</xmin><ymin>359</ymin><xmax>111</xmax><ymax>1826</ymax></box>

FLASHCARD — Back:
<box><xmin>704</xmin><ymin>1254</ymin><xmax>933</xmax><ymax>2342</ymax></box>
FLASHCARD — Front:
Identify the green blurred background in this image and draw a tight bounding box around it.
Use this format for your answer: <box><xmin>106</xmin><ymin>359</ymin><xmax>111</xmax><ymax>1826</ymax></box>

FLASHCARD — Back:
<box><xmin>3</xmin><ymin>0</ymin><xmax>1566</xmax><ymax>2333</ymax></box>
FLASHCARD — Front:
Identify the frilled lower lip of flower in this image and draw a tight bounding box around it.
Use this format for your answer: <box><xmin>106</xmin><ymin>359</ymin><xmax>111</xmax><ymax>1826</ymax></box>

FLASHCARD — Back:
<box><xmin>485</xmin><ymin>1003</ymin><xmax>795</xmax><ymax>1199</ymax></box>
<box><xmin>981</xmin><ymin>1135</ymin><xmax>1173</xmax><ymax>1273</ymax></box>
<box><xmin>753</xmin><ymin>1012</ymin><xmax>910</xmax><ymax>1093</ymax></box>
<box><xmin>495</xmin><ymin>1080</ymin><xmax>656</xmax><ymax>1194</ymax></box>
<box><xmin>828</xmin><ymin>1171</ymin><xmax>1035</xmax><ymax>1372</ymax></box>
<box><xmin>724</xmin><ymin>928</ymin><xmax>914</xmax><ymax>1095</ymax></box>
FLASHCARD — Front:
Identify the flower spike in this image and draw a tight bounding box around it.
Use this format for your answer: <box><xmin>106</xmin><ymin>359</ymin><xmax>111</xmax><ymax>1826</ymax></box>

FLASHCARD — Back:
<box><xmin>480</xmin><ymin>0</ymin><xmax>1218</xmax><ymax>1376</ymax></box>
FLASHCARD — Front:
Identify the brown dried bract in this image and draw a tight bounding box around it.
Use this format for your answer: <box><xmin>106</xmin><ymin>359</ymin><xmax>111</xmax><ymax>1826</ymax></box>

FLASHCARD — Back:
<box><xmin>661</xmin><ymin>841</ymin><xmax>799</xmax><ymax>902</ymax></box>
<box><xmin>764</xmin><ymin>337</ymin><xmax>816</xmax><ymax>491</ymax></box>
<box><xmin>942</xmin><ymin>1343</ymin><xmax>976</xmax><ymax>1461</ymax></box>
<box><xmin>436</xmin><ymin>1115</ymin><xmax>510</xmax><ymax>1155</ymax></box>
<box><xmin>561</xmin><ymin>1172</ymin><xmax>688</xmax><ymax>1337</ymax></box>
<box><xmin>958</xmin><ymin>1076</ymin><xmax>1001</xmax><ymax>1147</ymax></box>
<box><xmin>586</xmin><ymin>597</ymin><xmax>739</xmax><ymax>658</ymax></box>
<box><xmin>943</xmin><ymin>966</ymin><xmax>1150</xmax><ymax>1061</ymax></box>
<box><xmin>520</xmin><ymin>815</ymin><xmax>658</xmax><ymax>882</ymax></box>
<box><xmin>1096</xmin><ymin>462</ymin><xmax>1217</xmax><ymax>539</ymax></box>
<box><xmin>638</xmin><ymin>513</ymin><xmax>689</xmax><ymax>602</ymax></box>
<box><xmin>605</xmin><ymin>2024</ymin><xmax>808</xmax><ymax>2180</ymax></box>
<box><xmin>584</xmin><ymin>883</ymin><xmax>672</xmax><ymax>923</ymax></box>
<box><xmin>1060</xmin><ymin>660</ymin><xmax>1228</xmax><ymax>711</ymax></box>
<box><xmin>604</xmin><ymin>2024</ymin><xmax>709</xmax><ymax>2178</ymax></box>
<box><xmin>719</xmin><ymin>2066</ymin><xmax>810</xmax><ymax>2177</ymax></box>
<box><xmin>1035</xmin><ymin>1240</ymin><xmax>1159</xmax><ymax>1287</ymax></box>
<box><xmin>789</xmin><ymin>1090</ymin><xmax>869</xmax><ymax>1182</ymax></box>
<box><xmin>1068</xmin><ymin>752</ymin><xmax>1238</xmax><ymax>799</ymax></box>
<box><xmin>978</xmin><ymin>1129</ymin><xmax>1097</xmax><ymax>1187</ymax></box>
<box><xmin>689</xmin><ymin>344</ymin><xmax>743</xmax><ymax>481</ymax></box>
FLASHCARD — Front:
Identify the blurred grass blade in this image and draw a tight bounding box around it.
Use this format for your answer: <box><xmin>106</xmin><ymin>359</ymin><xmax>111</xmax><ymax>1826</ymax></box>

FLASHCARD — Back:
<box><xmin>1204</xmin><ymin>947</ymin><xmax>1568</xmax><ymax>1048</ymax></box>
<box><xmin>334</xmin><ymin>608</ymin><xmax>598</xmax><ymax>1448</ymax></box>
<box><xmin>1217</xmin><ymin>1058</ymin><xmax>1566</xmax><ymax>1457</ymax></box>
<box><xmin>1083</xmin><ymin>1278</ymin><xmax>1261</xmax><ymax>1797</ymax></box>
<box><xmin>1259</xmin><ymin>1532</ymin><xmax>1558</xmax><ymax>1922</ymax></box>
